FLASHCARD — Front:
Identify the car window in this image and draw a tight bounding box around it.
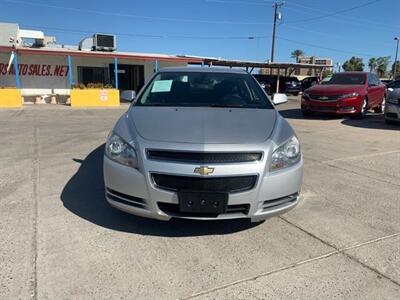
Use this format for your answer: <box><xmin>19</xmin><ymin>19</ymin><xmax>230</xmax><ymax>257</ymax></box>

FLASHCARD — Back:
<box><xmin>369</xmin><ymin>74</ymin><xmax>380</xmax><ymax>85</ymax></box>
<box><xmin>328</xmin><ymin>73</ymin><xmax>366</xmax><ymax>85</ymax></box>
<box><xmin>388</xmin><ymin>80</ymin><xmax>400</xmax><ymax>89</ymax></box>
<box><xmin>374</xmin><ymin>74</ymin><xmax>381</xmax><ymax>84</ymax></box>
<box><xmin>136</xmin><ymin>72</ymin><xmax>274</xmax><ymax>109</ymax></box>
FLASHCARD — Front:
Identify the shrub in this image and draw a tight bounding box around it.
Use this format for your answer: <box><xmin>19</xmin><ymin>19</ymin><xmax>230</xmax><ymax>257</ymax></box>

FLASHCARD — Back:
<box><xmin>72</xmin><ymin>83</ymin><xmax>114</xmax><ymax>89</ymax></box>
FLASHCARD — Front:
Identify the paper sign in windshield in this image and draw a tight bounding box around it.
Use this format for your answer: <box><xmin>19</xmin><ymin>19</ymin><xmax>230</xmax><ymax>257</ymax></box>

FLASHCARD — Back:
<box><xmin>151</xmin><ymin>80</ymin><xmax>173</xmax><ymax>93</ymax></box>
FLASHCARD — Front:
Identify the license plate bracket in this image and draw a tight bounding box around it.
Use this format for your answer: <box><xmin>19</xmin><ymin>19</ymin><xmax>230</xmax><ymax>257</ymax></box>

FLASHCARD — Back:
<box><xmin>178</xmin><ymin>191</ymin><xmax>228</xmax><ymax>214</ymax></box>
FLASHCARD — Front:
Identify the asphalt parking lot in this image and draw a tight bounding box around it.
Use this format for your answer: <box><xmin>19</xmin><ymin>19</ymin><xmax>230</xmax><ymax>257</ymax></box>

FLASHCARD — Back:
<box><xmin>1</xmin><ymin>98</ymin><xmax>399</xmax><ymax>299</ymax></box>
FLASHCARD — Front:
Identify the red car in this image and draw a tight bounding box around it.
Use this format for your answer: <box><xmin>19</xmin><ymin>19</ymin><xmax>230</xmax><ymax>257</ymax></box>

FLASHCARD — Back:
<box><xmin>301</xmin><ymin>72</ymin><xmax>386</xmax><ymax>118</ymax></box>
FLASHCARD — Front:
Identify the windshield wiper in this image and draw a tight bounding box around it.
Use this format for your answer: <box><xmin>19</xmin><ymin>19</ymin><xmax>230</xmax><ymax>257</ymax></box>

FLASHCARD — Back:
<box><xmin>143</xmin><ymin>103</ymin><xmax>172</xmax><ymax>106</ymax></box>
<box><xmin>208</xmin><ymin>104</ymin><xmax>245</xmax><ymax>108</ymax></box>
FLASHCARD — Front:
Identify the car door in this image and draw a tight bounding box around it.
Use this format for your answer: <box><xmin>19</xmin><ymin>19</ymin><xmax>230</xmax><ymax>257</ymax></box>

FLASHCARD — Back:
<box><xmin>367</xmin><ymin>74</ymin><xmax>380</xmax><ymax>106</ymax></box>
<box><xmin>387</xmin><ymin>80</ymin><xmax>400</xmax><ymax>100</ymax></box>
<box><xmin>374</xmin><ymin>74</ymin><xmax>385</xmax><ymax>105</ymax></box>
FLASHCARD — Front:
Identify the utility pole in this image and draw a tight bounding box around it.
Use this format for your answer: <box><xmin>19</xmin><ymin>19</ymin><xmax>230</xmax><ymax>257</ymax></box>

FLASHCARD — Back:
<box><xmin>270</xmin><ymin>1</ymin><xmax>283</xmax><ymax>62</ymax></box>
<box><xmin>393</xmin><ymin>37</ymin><xmax>399</xmax><ymax>79</ymax></box>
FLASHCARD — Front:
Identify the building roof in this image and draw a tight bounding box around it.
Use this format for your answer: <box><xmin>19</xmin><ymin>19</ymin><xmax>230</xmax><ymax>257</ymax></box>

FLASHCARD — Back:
<box><xmin>183</xmin><ymin>56</ymin><xmax>333</xmax><ymax>69</ymax></box>
<box><xmin>0</xmin><ymin>46</ymin><xmax>332</xmax><ymax>70</ymax></box>
<box><xmin>160</xmin><ymin>66</ymin><xmax>248</xmax><ymax>74</ymax></box>
<box><xmin>0</xmin><ymin>46</ymin><xmax>203</xmax><ymax>63</ymax></box>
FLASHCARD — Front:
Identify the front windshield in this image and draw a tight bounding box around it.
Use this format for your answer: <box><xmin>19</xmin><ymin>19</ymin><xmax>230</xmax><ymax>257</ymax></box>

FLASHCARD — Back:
<box><xmin>325</xmin><ymin>73</ymin><xmax>366</xmax><ymax>85</ymax></box>
<box><xmin>135</xmin><ymin>71</ymin><xmax>273</xmax><ymax>109</ymax></box>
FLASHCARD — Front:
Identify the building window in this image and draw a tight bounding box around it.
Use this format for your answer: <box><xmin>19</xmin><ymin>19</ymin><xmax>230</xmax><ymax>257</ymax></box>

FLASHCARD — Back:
<box><xmin>77</xmin><ymin>66</ymin><xmax>109</xmax><ymax>85</ymax></box>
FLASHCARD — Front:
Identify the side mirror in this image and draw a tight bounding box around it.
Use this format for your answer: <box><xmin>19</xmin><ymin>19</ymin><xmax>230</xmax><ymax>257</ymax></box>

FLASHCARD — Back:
<box><xmin>273</xmin><ymin>93</ymin><xmax>288</xmax><ymax>105</ymax></box>
<box><xmin>120</xmin><ymin>90</ymin><xmax>136</xmax><ymax>102</ymax></box>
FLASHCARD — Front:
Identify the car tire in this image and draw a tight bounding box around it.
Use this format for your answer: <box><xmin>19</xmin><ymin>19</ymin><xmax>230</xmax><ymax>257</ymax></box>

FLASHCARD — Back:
<box><xmin>385</xmin><ymin>119</ymin><xmax>397</xmax><ymax>125</ymax></box>
<box><xmin>374</xmin><ymin>95</ymin><xmax>386</xmax><ymax>113</ymax></box>
<box><xmin>353</xmin><ymin>98</ymin><xmax>368</xmax><ymax>119</ymax></box>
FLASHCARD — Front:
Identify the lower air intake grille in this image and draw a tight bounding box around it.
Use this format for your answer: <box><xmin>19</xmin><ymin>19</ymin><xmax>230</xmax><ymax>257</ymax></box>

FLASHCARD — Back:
<box><xmin>106</xmin><ymin>188</ymin><xmax>146</xmax><ymax>209</ymax></box>
<box><xmin>157</xmin><ymin>202</ymin><xmax>250</xmax><ymax>218</ymax></box>
<box><xmin>152</xmin><ymin>174</ymin><xmax>257</xmax><ymax>193</ymax></box>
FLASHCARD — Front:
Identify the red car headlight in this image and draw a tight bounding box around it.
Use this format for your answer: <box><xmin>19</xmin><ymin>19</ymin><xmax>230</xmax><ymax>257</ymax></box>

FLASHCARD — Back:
<box><xmin>338</xmin><ymin>92</ymin><xmax>359</xmax><ymax>99</ymax></box>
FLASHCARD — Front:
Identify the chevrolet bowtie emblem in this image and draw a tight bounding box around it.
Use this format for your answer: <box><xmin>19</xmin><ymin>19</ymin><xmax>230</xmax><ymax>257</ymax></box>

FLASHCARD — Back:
<box><xmin>194</xmin><ymin>166</ymin><xmax>215</xmax><ymax>176</ymax></box>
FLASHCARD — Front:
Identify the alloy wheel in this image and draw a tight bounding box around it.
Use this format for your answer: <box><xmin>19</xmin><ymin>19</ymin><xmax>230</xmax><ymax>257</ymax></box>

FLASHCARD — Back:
<box><xmin>360</xmin><ymin>99</ymin><xmax>368</xmax><ymax>118</ymax></box>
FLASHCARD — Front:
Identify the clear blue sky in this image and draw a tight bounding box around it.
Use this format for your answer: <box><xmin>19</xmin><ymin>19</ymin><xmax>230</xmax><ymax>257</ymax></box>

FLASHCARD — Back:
<box><xmin>1</xmin><ymin>0</ymin><xmax>399</xmax><ymax>68</ymax></box>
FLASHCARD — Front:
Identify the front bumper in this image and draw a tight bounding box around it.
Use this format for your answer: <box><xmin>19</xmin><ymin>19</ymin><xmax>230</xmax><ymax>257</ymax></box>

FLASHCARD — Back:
<box><xmin>301</xmin><ymin>96</ymin><xmax>362</xmax><ymax>115</ymax></box>
<box><xmin>284</xmin><ymin>86</ymin><xmax>302</xmax><ymax>94</ymax></box>
<box><xmin>385</xmin><ymin>102</ymin><xmax>400</xmax><ymax>122</ymax></box>
<box><xmin>103</xmin><ymin>151</ymin><xmax>303</xmax><ymax>222</ymax></box>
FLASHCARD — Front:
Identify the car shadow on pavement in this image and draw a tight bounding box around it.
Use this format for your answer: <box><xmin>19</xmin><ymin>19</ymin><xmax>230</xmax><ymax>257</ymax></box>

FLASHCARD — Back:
<box><xmin>341</xmin><ymin>114</ymin><xmax>400</xmax><ymax>130</ymax></box>
<box><xmin>278</xmin><ymin>108</ymin><xmax>342</xmax><ymax>120</ymax></box>
<box><xmin>61</xmin><ymin>144</ymin><xmax>259</xmax><ymax>237</ymax></box>
<box><xmin>279</xmin><ymin>108</ymin><xmax>399</xmax><ymax>130</ymax></box>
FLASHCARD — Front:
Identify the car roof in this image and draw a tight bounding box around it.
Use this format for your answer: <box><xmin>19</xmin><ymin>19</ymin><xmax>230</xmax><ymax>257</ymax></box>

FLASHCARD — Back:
<box><xmin>159</xmin><ymin>67</ymin><xmax>248</xmax><ymax>74</ymax></box>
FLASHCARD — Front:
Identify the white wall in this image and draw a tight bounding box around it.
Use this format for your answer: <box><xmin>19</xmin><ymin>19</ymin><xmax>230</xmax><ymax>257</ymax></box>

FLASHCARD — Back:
<box><xmin>0</xmin><ymin>52</ymin><xmax>69</xmax><ymax>88</ymax></box>
<box><xmin>0</xmin><ymin>51</ymin><xmax>187</xmax><ymax>90</ymax></box>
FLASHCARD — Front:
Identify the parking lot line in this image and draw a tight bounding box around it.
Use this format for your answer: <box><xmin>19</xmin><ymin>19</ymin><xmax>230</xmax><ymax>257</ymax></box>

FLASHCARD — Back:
<box><xmin>181</xmin><ymin>227</ymin><xmax>400</xmax><ymax>299</ymax></box>
<box><xmin>321</xmin><ymin>150</ymin><xmax>400</xmax><ymax>164</ymax></box>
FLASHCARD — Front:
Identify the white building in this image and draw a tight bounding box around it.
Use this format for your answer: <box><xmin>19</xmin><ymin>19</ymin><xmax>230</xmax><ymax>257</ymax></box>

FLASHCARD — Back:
<box><xmin>0</xmin><ymin>23</ymin><xmax>202</xmax><ymax>103</ymax></box>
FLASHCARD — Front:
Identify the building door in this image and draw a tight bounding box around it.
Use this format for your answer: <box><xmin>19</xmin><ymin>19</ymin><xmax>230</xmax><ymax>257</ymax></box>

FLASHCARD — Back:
<box><xmin>109</xmin><ymin>64</ymin><xmax>144</xmax><ymax>92</ymax></box>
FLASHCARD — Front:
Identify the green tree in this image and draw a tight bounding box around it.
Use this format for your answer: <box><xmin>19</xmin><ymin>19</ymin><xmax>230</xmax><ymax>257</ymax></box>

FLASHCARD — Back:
<box><xmin>368</xmin><ymin>57</ymin><xmax>377</xmax><ymax>72</ymax></box>
<box><xmin>342</xmin><ymin>56</ymin><xmax>364</xmax><ymax>71</ymax></box>
<box><xmin>376</xmin><ymin>56</ymin><xmax>390</xmax><ymax>78</ymax></box>
<box><xmin>322</xmin><ymin>69</ymin><xmax>333</xmax><ymax>77</ymax></box>
<box><xmin>291</xmin><ymin>49</ymin><xmax>304</xmax><ymax>63</ymax></box>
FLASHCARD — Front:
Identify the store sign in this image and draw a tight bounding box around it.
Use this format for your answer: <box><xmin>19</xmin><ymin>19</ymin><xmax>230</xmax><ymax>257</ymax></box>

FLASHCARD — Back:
<box><xmin>0</xmin><ymin>63</ymin><xmax>69</xmax><ymax>77</ymax></box>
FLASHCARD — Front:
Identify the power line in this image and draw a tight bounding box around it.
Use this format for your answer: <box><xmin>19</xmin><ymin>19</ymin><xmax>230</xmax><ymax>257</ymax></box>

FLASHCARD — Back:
<box><xmin>282</xmin><ymin>24</ymin><xmax>393</xmax><ymax>46</ymax></box>
<box><xmin>284</xmin><ymin>0</ymin><xmax>382</xmax><ymax>24</ymax></box>
<box><xmin>19</xmin><ymin>23</ymin><xmax>385</xmax><ymax>58</ymax></box>
<box><xmin>205</xmin><ymin>0</ymin><xmax>397</xmax><ymax>36</ymax></box>
<box><xmin>276</xmin><ymin>36</ymin><xmax>383</xmax><ymax>57</ymax></box>
<box><xmin>205</xmin><ymin>0</ymin><xmax>273</xmax><ymax>5</ymax></box>
<box><xmin>1</xmin><ymin>0</ymin><xmax>271</xmax><ymax>25</ymax></box>
<box><xmin>284</xmin><ymin>1</ymin><xmax>398</xmax><ymax>30</ymax></box>
<box><xmin>20</xmin><ymin>24</ymin><xmax>265</xmax><ymax>40</ymax></box>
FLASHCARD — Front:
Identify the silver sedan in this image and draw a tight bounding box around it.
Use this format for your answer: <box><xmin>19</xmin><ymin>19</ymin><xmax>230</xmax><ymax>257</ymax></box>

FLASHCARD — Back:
<box><xmin>385</xmin><ymin>80</ymin><xmax>400</xmax><ymax>124</ymax></box>
<box><xmin>103</xmin><ymin>67</ymin><xmax>303</xmax><ymax>222</ymax></box>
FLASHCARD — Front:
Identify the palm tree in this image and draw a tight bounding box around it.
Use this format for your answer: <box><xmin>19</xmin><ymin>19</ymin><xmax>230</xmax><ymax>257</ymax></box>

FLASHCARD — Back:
<box><xmin>368</xmin><ymin>57</ymin><xmax>377</xmax><ymax>72</ymax></box>
<box><xmin>291</xmin><ymin>50</ymin><xmax>304</xmax><ymax>63</ymax></box>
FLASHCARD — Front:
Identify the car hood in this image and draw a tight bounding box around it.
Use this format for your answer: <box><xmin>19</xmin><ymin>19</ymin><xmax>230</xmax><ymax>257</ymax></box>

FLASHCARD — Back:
<box><xmin>306</xmin><ymin>84</ymin><xmax>365</xmax><ymax>94</ymax></box>
<box><xmin>129</xmin><ymin>107</ymin><xmax>277</xmax><ymax>144</ymax></box>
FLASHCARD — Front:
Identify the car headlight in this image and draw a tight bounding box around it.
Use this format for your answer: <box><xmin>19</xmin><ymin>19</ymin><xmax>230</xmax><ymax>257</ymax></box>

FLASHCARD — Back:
<box><xmin>105</xmin><ymin>132</ymin><xmax>138</xmax><ymax>168</ymax></box>
<box><xmin>302</xmin><ymin>92</ymin><xmax>310</xmax><ymax>98</ymax></box>
<box><xmin>338</xmin><ymin>92</ymin><xmax>359</xmax><ymax>99</ymax></box>
<box><xmin>270</xmin><ymin>136</ymin><xmax>301</xmax><ymax>171</ymax></box>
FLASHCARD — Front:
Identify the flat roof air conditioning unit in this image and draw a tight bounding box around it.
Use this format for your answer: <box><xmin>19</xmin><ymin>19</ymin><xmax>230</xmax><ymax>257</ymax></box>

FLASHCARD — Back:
<box><xmin>92</xmin><ymin>34</ymin><xmax>116</xmax><ymax>52</ymax></box>
<box><xmin>79</xmin><ymin>37</ymin><xmax>94</xmax><ymax>51</ymax></box>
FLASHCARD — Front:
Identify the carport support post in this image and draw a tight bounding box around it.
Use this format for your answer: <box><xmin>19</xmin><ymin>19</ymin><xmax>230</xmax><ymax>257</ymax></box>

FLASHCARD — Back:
<box><xmin>12</xmin><ymin>51</ymin><xmax>21</xmax><ymax>89</ymax></box>
<box><xmin>276</xmin><ymin>68</ymin><xmax>280</xmax><ymax>93</ymax></box>
<box><xmin>154</xmin><ymin>60</ymin><xmax>159</xmax><ymax>73</ymax></box>
<box><xmin>114</xmin><ymin>57</ymin><xmax>119</xmax><ymax>89</ymax></box>
<box><xmin>67</xmin><ymin>55</ymin><xmax>74</xmax><ymax>88</ymax></box>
